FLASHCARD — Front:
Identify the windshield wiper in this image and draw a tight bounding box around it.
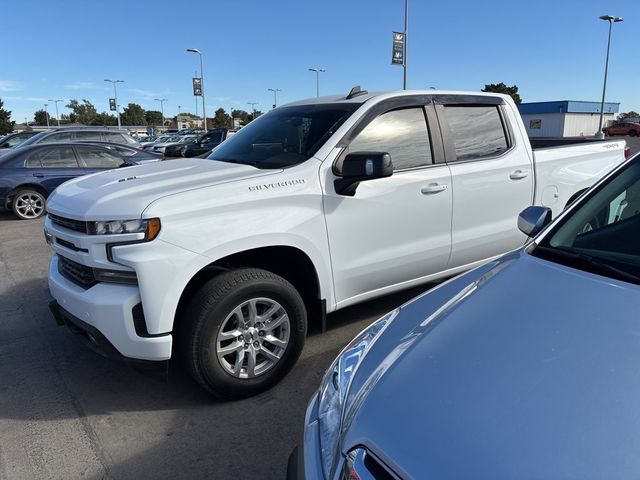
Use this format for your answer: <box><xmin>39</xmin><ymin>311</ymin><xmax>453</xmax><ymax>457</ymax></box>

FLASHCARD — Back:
<box><xmin>534</xmin><ymin>245</ymin><xmax>640</xmax><ymax>284</ymax></box>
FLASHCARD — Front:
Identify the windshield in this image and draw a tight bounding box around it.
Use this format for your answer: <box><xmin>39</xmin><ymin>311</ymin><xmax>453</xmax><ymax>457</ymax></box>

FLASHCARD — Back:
<box><xmin>18</xmin><ymin>131</ymin><xmax>48</xmax><ymax>147</ymax></box>
<box><xmin>534</xmin><ymin>157</ymin><xmax>640</xmax><ymax>284</ymax></box>
<box><xmin>207</xmin><ymin>103</ymin><xmax>360</xmax><ymax>169</ymax></box>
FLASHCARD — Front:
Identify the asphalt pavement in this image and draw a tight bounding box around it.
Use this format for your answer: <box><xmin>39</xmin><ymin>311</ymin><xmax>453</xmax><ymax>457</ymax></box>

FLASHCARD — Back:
<box><xmin>1</xmin><ymin>135</ymin><xmax>638</xmax><ymax>480</ymax></box>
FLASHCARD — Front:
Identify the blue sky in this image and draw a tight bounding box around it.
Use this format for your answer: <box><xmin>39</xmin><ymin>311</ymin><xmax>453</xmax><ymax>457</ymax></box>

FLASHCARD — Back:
<box><xmin>2</xmin><ymin>0</ymin><xmax>639</xmax><ymax>122</ymax></box>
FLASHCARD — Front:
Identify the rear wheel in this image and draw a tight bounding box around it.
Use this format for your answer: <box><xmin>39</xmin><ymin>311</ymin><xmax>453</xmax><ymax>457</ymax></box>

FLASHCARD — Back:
<box><xmin>12</xmin><ymin>189</ymin><xmax>46</xmax><ymax>220</ymax></box>
<box><xmin>179</xmin><ymin>268</ymin><xmax>307</xmax><ymax>399</ymax></box>
<box><xmin>629</xmin><ymin>130</ymin><xmax>637</xmax><ymax>137</ymax></box>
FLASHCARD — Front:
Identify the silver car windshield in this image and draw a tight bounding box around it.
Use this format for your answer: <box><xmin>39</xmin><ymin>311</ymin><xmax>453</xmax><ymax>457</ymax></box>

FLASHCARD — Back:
<box><xmin>535</xmin><ymin>158</ymin><xmax>640</xmax><ymax>283</ymax></box>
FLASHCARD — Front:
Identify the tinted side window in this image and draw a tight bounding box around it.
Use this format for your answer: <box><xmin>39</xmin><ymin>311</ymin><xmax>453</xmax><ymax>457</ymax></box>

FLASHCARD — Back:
<box><xmin>7</xmin><ymin>134</ymin><xmax>29</xmax><ymax>147</ymax></box>
<box><xmin>76</xmin><ymin>147</ymin><xmax>125</xmax><ymax>168</ymax></box>
<box><xmin>348</xmin><ymin>108</ymin><xmax>432</xmax><ymax>170</ymax></box>
<box><xmin>38</xmin><ymin>132</ymin><xmax>73</xmax><ymax>144</ymax></box>
<box><xmin>443</xmin><ymin>105</ymin><xmax>509</xmax><ymax>162</ymax></box>
<box><xmin>203</xmin><ymin>132</ymin><xmax>223</xmax><ymax>144</ymax></box>
<box><xmin>75</xmin><ymin>131</ymin><xmax>103</xmax><ymax>141</ymax></box>
<box><xmin>104</xmin><ymin>132</ymin><xmax>127</xmax><ymax>144</ymax></box>
<box><xmin>29</xmin><ymin>147</ymin><xmax>78</xmax><ymax>167</ymax></box>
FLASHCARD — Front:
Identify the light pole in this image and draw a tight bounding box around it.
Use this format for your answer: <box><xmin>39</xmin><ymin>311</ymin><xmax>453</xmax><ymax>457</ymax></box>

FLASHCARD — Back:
<box><xmin>154</xmin><ymin>98</ymin><xmax>168</xmax><ymax>129</ymax></box>
<box><xmin>267</xmin><ymin>88</ymin><xmax>282</xmax><ymax>108</ymax></box>
<box><xmin>48</xmin><ymin>99</ymin><xmax>63</xmax><ymax>127</ymax></box>
<box><xmin>403</xmin><ymin>0</ymin><xmax>409</xmax><ymax>89</ymax></box>
<box><xmin>104</xmin><ymin>79</ymin><xmax>124</xmax><ymax>129</ymax></box>
<box><xmin>44</xmin><ymin>103</ymin><xmax>50</xmax><ymax>128</ymax></box>
<box><xmin>187</xmin><ymin>48</ymin><xmax>207</xmax><ymax>132</ymax></box>
<box><xmin>308</xmin><ymin>68</ymin><xmax>326</xmax><ymax>97</ymax></box>
<box><xmin>247</xmin><ymin>102</ymin><xmax>258</xmax><ymax>121</ymax></box>
<box><xmin>596</xmin><ymin>15</ymin><xmax>623</xmax><ymax>139</ymax></box>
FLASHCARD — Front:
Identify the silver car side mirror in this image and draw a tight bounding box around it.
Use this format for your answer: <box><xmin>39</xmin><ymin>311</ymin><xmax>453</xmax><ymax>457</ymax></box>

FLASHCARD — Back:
<box><xmin>518</xmin><ymin>206</ymin><xmax>553</xmax><ymax>238</ymax></box>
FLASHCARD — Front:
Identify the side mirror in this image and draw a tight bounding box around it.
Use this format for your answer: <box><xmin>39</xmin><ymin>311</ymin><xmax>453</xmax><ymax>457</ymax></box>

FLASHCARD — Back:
<box><xmin>518</xmin><ymin>206</ymin><xmax>553</xmax><ymax>237</ymax></box>
<box><xmin>334</xmin><ymin>152</ymin><xmax>393</xmax><ymax>196</ymax></box>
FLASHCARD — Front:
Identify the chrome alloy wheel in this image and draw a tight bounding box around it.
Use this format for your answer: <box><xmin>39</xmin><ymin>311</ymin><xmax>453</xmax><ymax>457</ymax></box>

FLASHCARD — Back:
<box><xmin>216</xmin><ymin>297</ymin><xmax>290</xmax><ymax>379</ymax></box>
<box><xmin>15</xmin><ymin>193</ymin><xmax>45</xmax><ymax>218</ymax></box>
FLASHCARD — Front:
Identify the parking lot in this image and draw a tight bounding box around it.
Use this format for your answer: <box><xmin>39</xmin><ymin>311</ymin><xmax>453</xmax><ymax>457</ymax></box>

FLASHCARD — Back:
<box><xmin>1</xmin><ymin>136</ymin><xmax>638</xmax><ymax>480</ymax></box>
<box><xmin>0</xmin><ymin>208</ymin><xmax>428</xmax><ymax>479</ymax></box>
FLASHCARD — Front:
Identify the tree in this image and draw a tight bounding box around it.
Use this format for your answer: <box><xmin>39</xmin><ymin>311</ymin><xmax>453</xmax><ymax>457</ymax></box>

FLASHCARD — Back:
<box><xmin>232</xmin><ymin>109</ymin><xmax>252</xmax><ymax>126</ymax></box>
<box><xmin>34</xmin><ymin>109</ymin><xmax>49</xmax><ymax>125</ymax></box>
<box><xmin>617</xmin><ymin>111</ymin><xmax>640</xmax><ymax>121</ymax></box>
<box><xmin>120</xmin><ymin>103</ymin><xmax>146</xmax><ymax>126</ymax></box>
<box><xmin>145</xmin><ymin>110</ymin><xmax>163</xmax><ymax>126</ymax></box>
<box><xmin>0</xmin><ymin>98</ymin><xmax>15</xmax><ymax>134</ymax></box>
<box><xmin>481</xmin><ymin>83</ymin><xmax>522</xmax><ymax>104</ymax></box>
<box><xmin>66</xmin><ymin>99</ymin><xmax>97</xmax><ymax>124</ymax></box>
<box><xmin>212</xmin><ymin>108</ymin><xmax>232</xmax><ymax>128</ymax></box>
<box><xmin>93</xmin><ymin>112</ymin><xmax>118</xmax><ymax>126</ymax></box>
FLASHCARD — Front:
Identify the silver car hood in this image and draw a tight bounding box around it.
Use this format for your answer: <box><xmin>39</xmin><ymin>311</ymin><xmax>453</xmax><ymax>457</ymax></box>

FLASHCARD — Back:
<box><xmin>342</xmin><ymin>251</ymin><xmax>640</xmax><ymax>479</ymax></box>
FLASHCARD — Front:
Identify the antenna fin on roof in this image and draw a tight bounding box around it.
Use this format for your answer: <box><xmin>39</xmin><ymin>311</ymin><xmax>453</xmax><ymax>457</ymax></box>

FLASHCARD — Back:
<box><xmin>346</xmin><ymin>85</ymin><xmax>368</xmax><ymax>99</ymax></box>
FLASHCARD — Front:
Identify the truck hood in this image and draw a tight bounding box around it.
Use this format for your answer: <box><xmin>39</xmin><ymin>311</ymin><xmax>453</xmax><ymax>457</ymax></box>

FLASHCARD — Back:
<box><xmin>343</xmin><ymin>251</ymin><xmax>640</xmax><ymax>479</ymax></box>
<box><xmin>46</xmin><ymin>158</ymin><xmax>278</xmax><ymax>219</ymax></box>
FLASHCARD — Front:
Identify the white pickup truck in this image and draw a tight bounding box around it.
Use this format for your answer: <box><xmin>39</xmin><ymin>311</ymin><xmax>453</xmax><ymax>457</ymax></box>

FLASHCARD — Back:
<box><xmin>45</xmin><ymin>88</ymin><xmax>628</xmax><ymax>398</ymax></box>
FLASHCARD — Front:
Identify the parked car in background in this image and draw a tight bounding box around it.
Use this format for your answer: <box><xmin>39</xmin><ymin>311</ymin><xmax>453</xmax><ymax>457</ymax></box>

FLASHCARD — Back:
<box><xmin>0</xmin><ymin>131</ymin><xmax>40</xmax><ymax>148</ymax></box>
<box><xmin>0</xmin><ymin>143</ymin><xmax>142</xmax><ymax>219</ymax></box>
<box><xmin>182</xmin><ymin>128</ymin><xmax>237</xmax><ymax>157</ymax></box>
<box><xmin>74</xmin><ymin>141</ymin><xmax>164</xmax><ymax>164</ymax></box>
<box><xmin>140</xmin><ymin>134</ymin><xmax>171</xmax><ymax>149</ymax></box>
<box><xmin>17</xmin><ymin>127</ymin><xmax>140</xmax><ymax>147</ymax></box>
<box><xmin>149</xmin><ymin>134</ymin><xmax>198</xmax><ymax>155</ymax></box>
<box><xmin>292</xmin><ymin>152</ymin><xmax>640</xmax><ymax>480</ymax></box>
<box><xmin>163</xmin><ymin>135</ymin><xmax>199</xmax><ymax>157</ymax></box>
<box><xmin>44</xmin><ymin>89</ymin><xmax>628</xmax><ymax>400</ymax></box>
<box><xmin>603</xmin><ymin>121</ymin><xmax>640</xmax><ymax>137</ymax></box>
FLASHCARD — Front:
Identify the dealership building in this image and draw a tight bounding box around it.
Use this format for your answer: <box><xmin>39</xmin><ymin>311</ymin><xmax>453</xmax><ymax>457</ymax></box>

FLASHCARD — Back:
<box><xmin>518</xmin><ymin>100</ymin><xmax>620</xmax><ymax>137</ymax></box>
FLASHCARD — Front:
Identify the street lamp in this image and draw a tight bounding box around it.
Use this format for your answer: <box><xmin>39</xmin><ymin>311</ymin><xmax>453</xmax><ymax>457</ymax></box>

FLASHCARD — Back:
<box><xmin>154</xmin><ymin>98</ymin><xmax>168</xmax><ymax>129</ymax></box>
<box><xmin>267</xmin><ymin>88</ymin><xmax>282</xmax><ymax>108</ymax></box>
<box><xmin>48</xmin><ymin>99</ymin><xmax>63</xmax><ymax>127</ymax></box>
<box><xmin>104</xmin><ymin>79</ymin><xmax>124</xmax><ymax>129</ymax></box>
<box><xmin>247</xmin><ymin>102</ymin><xmax>258</xmax><ymax>121</ymax></box>
<box><xmin>596</xmin><ymin>15</ymin><xmax>623</xmax><ymax>139</ymax></box>
<box><xmin>44</xmin><ymin>103</ymin><xmax>50</xmax><ymax>128</ymax></box>
<box><xmin>187</xmin><ymin>48</ymin><xmax>207</xmax><ymax>132</ymax></box>
<box><xmin>308</xmin><ymin>68</ymin><xmax>326</xmax><ymax>97</ymax></box>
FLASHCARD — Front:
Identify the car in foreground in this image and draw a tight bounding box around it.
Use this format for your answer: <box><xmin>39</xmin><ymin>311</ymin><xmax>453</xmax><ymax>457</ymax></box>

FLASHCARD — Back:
<box><xmin>0</xmin><ymin>143</ymin><xmax>143</xmax><ymax>219</ymax></box>
<box><xmin>0</xmin><ymin>131</ymin><xmax>40</xmax><ymax>148</ymax></box>
<box><xmin>291</xmin><ymin>153</ymin><xmax>640</xmax><ymax>479</ymax></box>
<box><xmin>603</xmin><ymin>121</ymin><xmax>640</xmax><ymax>137</ymax></box>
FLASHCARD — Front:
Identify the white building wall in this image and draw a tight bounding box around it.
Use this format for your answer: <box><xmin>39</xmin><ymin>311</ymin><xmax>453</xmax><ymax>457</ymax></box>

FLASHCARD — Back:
<box><xmin>563</xmin><ymin>113</ymin><xmax>615</xmax><ymax>137</ymax></box>
<box><xmin>520</xmin><ymin>113</ymin><xmax>565</xmax><ymax>137</ymax></box>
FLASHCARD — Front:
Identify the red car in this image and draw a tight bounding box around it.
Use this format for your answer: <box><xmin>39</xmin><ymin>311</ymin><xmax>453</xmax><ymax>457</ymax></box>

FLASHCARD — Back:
<box><xmin>603</xmin><ymin>122</ymin><xmax>640</xmax><ymax>137</ymax></box>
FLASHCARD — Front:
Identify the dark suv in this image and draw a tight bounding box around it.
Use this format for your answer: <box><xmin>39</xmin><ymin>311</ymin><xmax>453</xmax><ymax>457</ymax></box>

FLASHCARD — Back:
<box><xmin>182</xmin><ymin>129</ymin><xmax>237</xmax><ymax>157</ymax></box>
<box><xmin>18</xmin><ymin>127</ymin><xmax>140</xmax><ymax>147</ymax></box>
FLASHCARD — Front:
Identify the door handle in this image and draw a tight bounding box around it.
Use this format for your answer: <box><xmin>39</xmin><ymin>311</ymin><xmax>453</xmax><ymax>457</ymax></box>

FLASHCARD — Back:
<box><xmin>32</xmin><ymin>173</ymin><xmax>45</xmax><ymax>178</ymax></box>
<box><xmin>509</xmin><ymin>170</ymin><xmax>529</xmax><ymax>180</ymax></box>
<box><xmin>421</xmin><ymin>183</ymin><xmax>448</xmax><ymax>194</ymax></box>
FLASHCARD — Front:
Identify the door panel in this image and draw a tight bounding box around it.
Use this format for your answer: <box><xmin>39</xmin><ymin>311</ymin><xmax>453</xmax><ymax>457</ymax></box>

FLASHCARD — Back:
<box><xmin>25</xmin><ymin>146</ymin><xmax>84</xmax><ymax>193</ymax></box>
<box><xmin>323</xmin><ymin>105</ymin><xmax>452</xmax><ymax>305</ymax></box>
<box><xmin>437</xmin><ymin>103</ymin><xmax>534</xmax><ymax>267</ymax></box>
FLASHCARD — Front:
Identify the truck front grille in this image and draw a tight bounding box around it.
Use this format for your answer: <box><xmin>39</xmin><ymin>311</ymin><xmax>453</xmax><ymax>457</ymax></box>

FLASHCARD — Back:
<box><xmin>58</xmin><ymin>256</ymin><xmax>96</xmax><ymax>288</ymax></box>
<box><xmin>49</xmin><ymin>214</ymin><xmax>87</xmax><ymax>234</ymax></box>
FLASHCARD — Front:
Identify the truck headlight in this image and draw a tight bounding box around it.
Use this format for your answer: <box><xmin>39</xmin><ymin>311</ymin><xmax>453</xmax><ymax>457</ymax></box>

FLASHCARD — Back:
<box><xmin>87</xmin><ymin>218</ymin><xmax>161</xmax><ymax>240</ymax></box>
<box><xmin>317</xmin><ymin>308</ymin><xmax>398</xmax><ymax>479</ymax></box>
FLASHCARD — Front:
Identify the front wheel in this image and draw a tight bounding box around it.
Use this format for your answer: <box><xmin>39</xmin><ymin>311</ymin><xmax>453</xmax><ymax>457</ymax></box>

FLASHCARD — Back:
<box><xmin>12</xmin><ymin>189</ymin><xmax>46</xmax><ymax>219</ymax></box>
<box><xmin>179</xmin><ymin>268</ymin><xmax>307</xmax><ymax>399</ymax></box>
<box><xmin>630</xmin><ymin>130</ymin><xmax>638</xmax><ymax>137</ymax></box>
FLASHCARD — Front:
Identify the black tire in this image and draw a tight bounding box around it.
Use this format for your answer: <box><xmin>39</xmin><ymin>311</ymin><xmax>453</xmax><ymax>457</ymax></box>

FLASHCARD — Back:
<box><xmin>179</xmin><ymin>146</ymin><xmax>187</xmax><ymax>157</ymax></box>
<box><xmin>179</xmin><ymin>268</ymin><xmax>307</xmax><ymax>399</ymax></box>
<box><xmin>630</xmin><ymin>130</ymin><xmax>638</xmax><ymax>137</ymax></box>
<box><xmin>11</xmin><ymin>189</ymin><xmax>46</xmax><ymax>220</ymax></box>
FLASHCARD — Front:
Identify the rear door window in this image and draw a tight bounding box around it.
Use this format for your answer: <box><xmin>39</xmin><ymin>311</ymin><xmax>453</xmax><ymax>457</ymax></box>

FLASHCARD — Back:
<box><xmin>76</xmin><ymin>146</ymin><xmax>126</xmax><ymax>168</ymax></box>
<box><xmin>442</xmin><ymin>105</ymin><xmax>509</xmax><ymax>161</ymax></box>
<box><xmin>38</xmin><ymin>132</ymin><xmax>73</xmax><ymax>144</ymax></box>
<box><xmin>28</xmin><ymin>147</ymin><xmax>78</xmax><ymax>167</ymax></box>
<box><xmin>103</xmin><ymin>132</ymin><xmax>128</xmax><ymax>144</ymax></box>
<box><xmin>75</xmin><ymin>131</ymin><xmax>103</xmax><ymax>141</ymax></box>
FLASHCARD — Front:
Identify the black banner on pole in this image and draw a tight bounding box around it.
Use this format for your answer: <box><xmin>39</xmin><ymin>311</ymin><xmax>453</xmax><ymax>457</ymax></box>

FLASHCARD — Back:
<box><xmin>109</xmin><ymin>98</ymin><xmax>117</xmax><ymax>111</ymax></box>
<box><xmin>192</xmin><ymin>77</ymin><xmax>202</xmax><ymax>96</ymax></box>
<box><xmin>391</xmin><ymin>31</ymin><xmax>405</xmax><ymax>65</ymax></box>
